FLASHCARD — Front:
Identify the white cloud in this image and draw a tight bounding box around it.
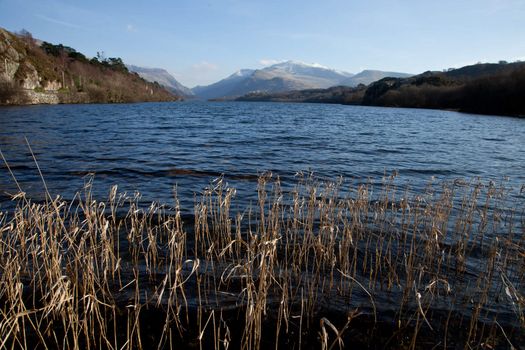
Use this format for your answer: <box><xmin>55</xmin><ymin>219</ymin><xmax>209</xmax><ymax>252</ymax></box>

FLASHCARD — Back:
<box><xmin>174</xmin><ymin>61</ymin><xmax>221</xmax><ymax>87</ymax></box>
<box><xmin>126</xmin><ymin>24</ymin><xmax>137</xmax><ymax>32</ymax></box>
<box><xmin>191</xmin><ymin>61</ymin><xmax>218</xmax><ymax>71</ymax></box>
<box><xmin>35</xmin><ymin>14</ymin><xmax>83</xmax><ymax>29</ymax></box>
<box><xmin>258</xmin><ymin>59</ymin><xmax>283</xmax><ymax>66</ymax></box>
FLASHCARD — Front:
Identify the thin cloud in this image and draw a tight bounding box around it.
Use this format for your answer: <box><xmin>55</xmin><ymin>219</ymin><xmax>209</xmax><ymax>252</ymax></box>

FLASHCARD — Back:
<box><xmin>175</xmin><ymin>61</ymin><xmax>221</xmax><ymax>87</ymax></box>
<box><xmin>35</xmin><ymin>14</ymin><xmax>83</xmax><ymax>29</ymax></box>
<box><xmin>126</xmin><ymin>24</ymin><xmax>137</xmax><ymax>32</ymax></box>
<box><xmin>259</xmin><ymin>59</ymin><xmax>284</xmax><ymax>66</ymax></box>
<box><xmin>192</xmin><ymin>61</ymin><xmax>218</xmax><ymax>71</ymax></box>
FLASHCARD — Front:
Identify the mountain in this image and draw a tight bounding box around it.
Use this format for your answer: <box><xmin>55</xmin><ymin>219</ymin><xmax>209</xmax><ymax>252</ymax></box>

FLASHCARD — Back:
<box><xmin>0</xmin><ymin>28</ymin><xmax>178</xmax><ymax>105</ymax></box>
<box><xmin>192</xmin><ymin>60</ymin><xmax>353</xmax><ymax>100</ymax></box>
<box><xmin>361</xmin><ymin>61</ymin><xmax>525</xmax><ymax>116</ymax></box>
<box><xmin>127</xmin><ymin>65</ymin><xmax>194</xmax><ymax>97</ymax></box>
<box><xmin>339</xmin><ymin>70</ymin><xmax>413</xmax><ymax>87</ymax></box>
<box><xmin>192</xmin><ymin>69</ymin><xmax>255</xmax><ymax>100</ymax></box>
<box><xmin>237</xmin><ymin>61</ymin><xmax>525</xmax><ymax>117</ymax></box>
<box><xmin>237</xmin><ymin>85</ymin><xmax>366</xmax><ymax>105</ymax></box>
<box><xmin>439</xmin><ymin>62</ymin><xmax>522</xmax><ymax>80</ymax></box>
<box><xmin>257</xmin><ymin>61</ymin><xmax>353</xmax><ymax>88</ymax></box>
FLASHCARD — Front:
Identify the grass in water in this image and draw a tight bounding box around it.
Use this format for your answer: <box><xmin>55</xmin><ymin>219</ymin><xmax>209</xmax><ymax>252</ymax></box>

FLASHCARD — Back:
<box><xmin>0</xmin><ymin>171</ymin><xmax>524</xmax><ymax>349</ymax></box>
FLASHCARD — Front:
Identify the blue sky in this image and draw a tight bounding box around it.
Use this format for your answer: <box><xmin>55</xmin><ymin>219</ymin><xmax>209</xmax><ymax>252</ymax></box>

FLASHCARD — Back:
<box><xmin>1</xmin><ymin>0</ymin><xmax>524</xmax><ymax>87</ymax></box>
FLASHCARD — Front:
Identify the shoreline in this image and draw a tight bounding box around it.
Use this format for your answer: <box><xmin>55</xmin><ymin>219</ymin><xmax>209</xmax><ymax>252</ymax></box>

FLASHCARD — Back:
<box><xmin>0</xmin><ymin>89</ymin><xmax>180</xmax><ymax>107</ymax></box>
<box><xmin>2</xmin><ymin>98</ymin><xmax>523</xmax><ymax>119</ymax></box>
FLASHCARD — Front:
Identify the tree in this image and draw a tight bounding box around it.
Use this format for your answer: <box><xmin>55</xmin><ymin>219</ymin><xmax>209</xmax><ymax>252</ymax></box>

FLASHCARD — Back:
<box><xmin>105</xmin><ymin>57</ymin><xmax>128</xmax><ymax>72</ymax></box>
<box><xmin>16</xmin><ymin>29</ymin><xmax>35</xmax><ymax>45</ymax></box>
<box><xmin>0</xmin><ymin>77</ymin><xmax>25</xmax><ymax>104</ymax></box>
<box><xmin>97</xmin><ymin>51</ymin><xmax>106</xmax><ymax>62</ymax></box>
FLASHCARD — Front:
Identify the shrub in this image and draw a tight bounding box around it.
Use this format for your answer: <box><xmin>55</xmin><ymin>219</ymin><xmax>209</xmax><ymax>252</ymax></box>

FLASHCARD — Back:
<box><xmin>0</xmin><ymin>79</ymin><xmax>27</xmax><ymax>104</ymax></box>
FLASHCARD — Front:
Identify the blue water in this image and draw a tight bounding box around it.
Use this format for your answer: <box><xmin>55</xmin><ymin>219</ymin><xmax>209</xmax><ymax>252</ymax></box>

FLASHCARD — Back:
<box><xmin>1</xmin><ymin>102</ymin><xmax>524</xmax><ymax>211</ymax></box>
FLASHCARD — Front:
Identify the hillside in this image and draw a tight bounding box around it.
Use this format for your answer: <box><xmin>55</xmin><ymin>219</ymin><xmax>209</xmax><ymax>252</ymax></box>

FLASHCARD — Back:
<box><xmin>127</xmin><ymin>65</ymin><xmax>193</xmax><ymax>97</ymax></box>
<box><xmin>192</xmin><ymin>69</ymin><xmax>255</xmax><ymax>100</ymax></box>
<box><xmin>0</xmin><ymin>28</ymin><xmax>179</xmax><ymax>105</ymax></box>
<box><xmin>192</xmin><ymin>61</ymin><xmax>354</xmax><ymax>100</ymax></box>
<box><xmin>362</xmin><ymin>61</ymin><xmax>525</xmax><ymax>116</ymax></box>
<box><xmin>193</xmin><ymin>61</ymin><xmax>412</xmax><ymax>100</ymax></box>
<box><xmin>340</xmin><ymin>70</ymin><xmax>413</xmax><ymax>87</ymax></box>
<box><xmin>237</xmin><ymin>61</ymin><xmax>525</xmax><ymax>117</ymax></box>
<box><xmin>237</xmin><ymin>85</ymin><xmax>366</xmax><ymax>104</ymax></box>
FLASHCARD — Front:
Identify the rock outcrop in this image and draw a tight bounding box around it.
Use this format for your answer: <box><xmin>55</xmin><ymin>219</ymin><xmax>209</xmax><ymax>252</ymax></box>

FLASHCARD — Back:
<box><xmin>0</xmin><ymin>27</ymin><xmax>178</xmax><ymax>105</ymax></box>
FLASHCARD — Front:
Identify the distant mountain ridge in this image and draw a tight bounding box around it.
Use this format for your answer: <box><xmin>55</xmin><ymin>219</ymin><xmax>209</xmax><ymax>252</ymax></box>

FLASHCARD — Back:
<box><xmin>192</xmin><ymin>60</ymin><xmax>411</xmax><ymax>100</ymax></box>
<box><xmin>237</xmin><ymin>61</ymin><xmax>525</xmax><ymax>117</ymax></box>
<box><xmin>127</xmin><ymin>65</ymin><xmax>194</xmax><ymax>97</ymax></box>
<box><xmin>259</xmin><ymin>60</ymin><xmax>354</xmax><ymax>87</ymax></box>
<box><xmin>192</xmin><ymin>69</ymin><xmax>255</xmax><ymax>100</ymax></box>
<box><xmin>340</xmin><ymin>70</ymin><xmax>413</xmax><ymax>87</ymax></box>
<box><xmin>360</xmin><ymin>61</ymin><xmax>525</xmax><ymax>116</ymax></box>
<box><xmin>192</xmin><ymin>60</ymin><xmax>355</xmax><ymax>100</ymax></box>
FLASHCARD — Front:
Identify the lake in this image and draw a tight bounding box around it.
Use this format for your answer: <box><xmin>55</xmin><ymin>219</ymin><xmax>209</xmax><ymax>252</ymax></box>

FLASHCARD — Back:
<box><xmin>1</xmin><ymin>101</ymin><xmax>524</xmax><ymax>211</ymax></box>
<box><xmin>1</xmin><ymin>101</ymin><xmax>525</xmax><ymax>348</ymax></box>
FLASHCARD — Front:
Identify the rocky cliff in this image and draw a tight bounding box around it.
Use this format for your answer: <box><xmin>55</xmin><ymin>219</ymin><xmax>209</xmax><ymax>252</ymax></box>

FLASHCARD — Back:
<box><xmin>0</xmin><ymin>28</ymin><xmax>179</xmax><ymax>105</ymax></box>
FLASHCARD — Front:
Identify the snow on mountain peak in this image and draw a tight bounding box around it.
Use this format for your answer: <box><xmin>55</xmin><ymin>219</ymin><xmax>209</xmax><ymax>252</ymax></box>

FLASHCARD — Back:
<box><xmin>262</xmin><ymin>60</ymin><xmax>356</xmax><ymax>78</ymax></box>
<box><xmin>270</xmin><ymin>60</ymin><xmax>329</xmax><ymax>70</ymax></box>
<box><xmin>231</xmin><ymin>69</ymin><xmax>255</xmax><ymax>78</ymax></box>
<box><xmin>192</xmin><ymin>60</ymin><xmax>357</xmax><ymax>99</ymax></box>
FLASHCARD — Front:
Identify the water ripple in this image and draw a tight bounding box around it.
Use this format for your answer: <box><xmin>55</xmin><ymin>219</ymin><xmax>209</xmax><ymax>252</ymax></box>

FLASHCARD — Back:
<box><xmin>1</xmin><ymin>102</ymin><xmax>524</xmax><ymax>210</ymax></box>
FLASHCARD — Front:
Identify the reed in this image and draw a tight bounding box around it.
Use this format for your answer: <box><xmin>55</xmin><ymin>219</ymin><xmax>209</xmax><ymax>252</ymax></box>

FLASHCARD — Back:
<box><xmin>0</xmin><ymin>172</ymin><xmax>523</xmax><ymax>349</ymax></box>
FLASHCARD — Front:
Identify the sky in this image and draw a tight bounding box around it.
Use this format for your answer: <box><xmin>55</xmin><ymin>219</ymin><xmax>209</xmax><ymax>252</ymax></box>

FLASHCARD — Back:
<box><xmin>1</xmin><ymin>0</ymin><xmax>524</xmax><ymax>87</ymax></box>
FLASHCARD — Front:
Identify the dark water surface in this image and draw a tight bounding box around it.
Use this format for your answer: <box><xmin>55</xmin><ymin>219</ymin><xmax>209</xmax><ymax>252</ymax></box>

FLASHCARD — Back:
<box><xmin>1</xmin><ymin>101</ymin><xmax>524</xmax><ymax>211</ymax></box>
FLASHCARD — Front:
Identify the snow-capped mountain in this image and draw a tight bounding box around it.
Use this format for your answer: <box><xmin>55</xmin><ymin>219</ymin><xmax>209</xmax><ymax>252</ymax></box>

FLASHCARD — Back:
<box><xmin>192</xmin><ymin>61</ymin><xmax>353</xmax><ymax>100</ymax></box>
<box><xmin>191</xmin><ymin>61</ymin><xmax>413</xmax><ymax>100</ymax></box>
<box><xmin>261</xmin><ymin>60</ymin><xmax>353</xmax><ymax>85</ymax></box>
<box><xmin>192</xmin><ymin>69</ymin><xmax>255</xmax><ymax>100</ymax></box>
<box><xmin>127</xmin><ymin>65</ymin><xmax>194</xmax><ymax>97</ymax></box>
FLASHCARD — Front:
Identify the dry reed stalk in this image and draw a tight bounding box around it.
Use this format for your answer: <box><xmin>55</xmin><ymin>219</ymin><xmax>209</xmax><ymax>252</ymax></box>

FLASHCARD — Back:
<box><xmin>0</xmin><ymin>164</ymin><xmax>523</xmax><ymax>349</ymax></box>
